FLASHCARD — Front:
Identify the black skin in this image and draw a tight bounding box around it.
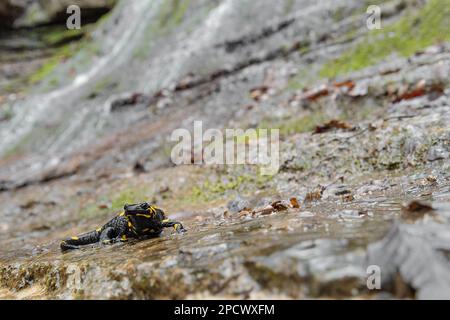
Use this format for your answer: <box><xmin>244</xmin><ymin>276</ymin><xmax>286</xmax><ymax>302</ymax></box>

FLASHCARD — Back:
<box><xmin>60</xmin><ymin>203</ymin><xmax>186</xmax><ymax>251</ymax></box>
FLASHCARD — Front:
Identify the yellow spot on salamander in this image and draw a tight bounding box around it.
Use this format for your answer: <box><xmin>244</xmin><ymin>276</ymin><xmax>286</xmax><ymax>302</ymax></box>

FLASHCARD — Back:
<box><xmin>71</xmin><ymin>236</ymin><xmax>79</xmax><ymax>240</ymax></box>
<box><xmin>119</xmin><ymin>211</ymin><xmax>125</xmax><ymax>216</ymax></box>
<box><xmin>121</xmin><ymin>235</ymin><xmax>127</xmax><ymax>241</ymax></box>
<box><xmin>96</xmin><ymin>228</ymin><xmax>102</xmax><ymax>232</ymax></box>
<box><xmin>136</xmin><ymin>213</ymin><xmax>152</xmax><ymax>218</ymax></box>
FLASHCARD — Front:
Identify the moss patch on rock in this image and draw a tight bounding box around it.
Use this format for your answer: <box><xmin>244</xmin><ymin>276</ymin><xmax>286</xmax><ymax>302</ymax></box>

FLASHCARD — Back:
<box><xmin>320</xmin><ymin>0</ymin><xmax>450</xmax><ymax>78</ymax></box>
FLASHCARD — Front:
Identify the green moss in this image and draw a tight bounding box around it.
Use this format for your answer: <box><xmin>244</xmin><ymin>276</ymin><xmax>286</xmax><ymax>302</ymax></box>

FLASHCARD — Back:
<box><xmin>28</xmin><ymin>43</ymin><xmax>75</xmax><ymax>84</ymax></box>
<box><xmin>320</xmin><ymin>0</ymin><xmax>450</xmax><ymax>78</ymax></box>
<box><xmin>79</xmin><ymin>203</ymin><xmax>105</xmax><ymax>219</ymax></box>
<box><xmin>79</xmin><ymin>186</ymin><xmax>151</xmax><ymax>220</ymax></box>
<box><xmin>42</xmin><ymin>28</ymin><xmax>85</xmax><ymax>46</ymax></box>
<box><xmin>158</xmin><ymin>0</ymin><xmax>191</xmax><ymax>29</ymax></box>
<box><xmin>286</xmin><ymin>67</ymin><xmax>316</xmax><ymax>91</ymax></box>
<box><xmin>133</xmin><ymin>0</ymin><xmax>191</xmax><ymax>59</ymax></box>
<box><xmin>110</xmin><ymin>187</ymin><xmax>151</xmax><ymax>212</ymax></box>
<box><xmin>28</xmin><ymin>58</ymin><xmax>59</xmax><ymax>84</ymax></box>
<box><xmin>332</xmin><ymin>6</ymin><xmax>347</xmax><ymax>23</ymax></box>
<box><xmin>93</xmin><ymin>9</ymin><xmax>113</xmax><ymax>28</ymax></box>
<box><xmin>261</xmin><ymin>112</ymin><xmax>329</xmax><ymax>137</ymax></box>
<box><xmin>298</xmin><ymin>43</ymin><xmax>311</xmax><ymax>55</ymax></box>
<box><xmin>27</xmin><ymin>20</ymin><xmax>107</xmax><ymax>88</ymax></box>
<box><xmin>185</xmin><ymin>171</ymin><xmax>273</xmax><ymax>203</ymax></box>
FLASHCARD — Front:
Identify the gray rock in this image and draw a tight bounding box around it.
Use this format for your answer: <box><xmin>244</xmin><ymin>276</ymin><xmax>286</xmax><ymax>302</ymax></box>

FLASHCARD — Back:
<box><xmin>367</xmin><ymin>220</ymin><xmax>450</xmax><ymax>299</ymax></box>
<box><xmin>227</xmin><ymin>197</ymin><xmax>251</xmax><ymax>214</ymax></box>
<box><xmin>245</xmin><ymin>239</ymin><xmax>366</xmax><ymax>298</ymax></box>
<box><xmin>427</xmin><ymin>146</ymin><xmax>449</xmax><ymax>161</ymax></box>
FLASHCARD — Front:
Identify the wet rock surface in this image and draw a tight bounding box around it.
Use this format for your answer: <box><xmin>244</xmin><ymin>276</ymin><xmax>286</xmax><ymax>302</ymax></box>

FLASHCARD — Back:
<box><xmin>0</xmin><ymin>0</ymin><xmax>450</xmax><ymax>299</ymax></box>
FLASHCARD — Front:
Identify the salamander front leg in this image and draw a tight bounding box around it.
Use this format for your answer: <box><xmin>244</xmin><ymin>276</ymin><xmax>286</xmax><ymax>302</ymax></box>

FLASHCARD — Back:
<box><xmin>161</xmin><ymin>219</ymin><xmax>186</xmax><ymax>233</ymax></box>
<box><xmin>99</xmin><ymin>225</ymin><xmax>129</xmax><ymax>245</ymax></box>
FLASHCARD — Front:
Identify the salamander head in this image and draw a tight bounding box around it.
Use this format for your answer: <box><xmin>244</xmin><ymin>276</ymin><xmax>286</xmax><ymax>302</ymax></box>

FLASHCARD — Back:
<box><xmin>124</xmin><ymin>202</ymin><xmax>150</xmax><ymax>214</ymax></box>
<box><xmin>123</xmin><ymin>202</ymin><xmax>164</xmax><ymax>220</ymax></box>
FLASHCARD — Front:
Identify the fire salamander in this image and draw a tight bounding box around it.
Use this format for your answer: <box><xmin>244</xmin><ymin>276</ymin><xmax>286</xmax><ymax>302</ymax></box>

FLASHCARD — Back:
<box><xmin>60</xmin><ymin>202</ymin><xmax>186</xmax><ymax>251</ymax></box>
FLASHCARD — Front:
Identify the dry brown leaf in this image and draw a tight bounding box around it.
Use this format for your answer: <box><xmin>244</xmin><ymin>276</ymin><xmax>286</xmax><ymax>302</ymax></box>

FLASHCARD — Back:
<box><xmin>333</xmin><ymin>80</ymin><xmax>355</xmax><ymax>90</ymax></box>
<box><xmin>313</xmin><ymin>119</ymin><xmax>354</xmax><ymax>134</ymax></box>
<box><xmin>402</xmin><ymin>200</ymin><xmax>433</xmax><ymax>213</ymax></box>
<box><xmin>303</xmin><ymin>85</ymin><xmax>329</xmax><ymax>101</ymax></box>
<box><xmin>254</xmin><ymin>205</ymin><xmax>275</xmax><ymax>216</ymax></box>
<box><xmin>421</xmin><ymin>175</ymin><xmax>438</xmax><ymax>186</ymax></box>
<box><xmin>342</xmin><ymin>194</ymin><xmax>354</xmax><ymax>202</ymax></box>
<box><xmin>249</xmin><ymin>86</ymin><xmax>269</xmax><ymax>101</ymax></box>
<box><xmin>393</xmin><ymin>87</ymin><xmax>426</xmax><ymax>102</ymax></box>
<box><xmin>238</xmin><ymin>210</ymin><xmax>252</xmax><ymax>218</ymax></box>
<box><xmin>305</xmin><ymin>185</ymin><xmax>326</xmax><ymax>202</ymax></box>
<box><xmin>392</xmin><ymin>80</ymin><xmax>444</xmax><ymax>103</ymax></box>
<box><xmin>289</xmin><ymin>197</ymin><xmax>300</xmax><ymax>208</ymax></box>
<box><xmin>401</xmin><ymin>200</ymin><xmax>435</xmax><ymax>221</ymax></box>
<box><xmin>271</xmin><ymin>200</ymin><xmax>289</xmax><ymax>212</ymax></box>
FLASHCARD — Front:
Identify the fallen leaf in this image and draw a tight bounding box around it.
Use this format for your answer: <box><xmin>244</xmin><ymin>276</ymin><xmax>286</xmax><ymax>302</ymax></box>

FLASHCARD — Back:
<box><xmin>110</xmin><ymin>92</ymin><xmax>146</xmax><ymax>111</ymax></box>
<box><xmin>348</xmin><ymin>81</ymin><xmax>369</xmax><ymax>97</ymax></box>
<box><xmin>238</xmin><ymin>210</ymin><xmax>252</xmax><ymax>218</ymax></box>
<box><xmin>342</xmin><ymin>194</ymin><xmax>354</xmax><ymax>202</ymax></box>
<box><xmin>423</xmin><ymin>175</ymin><xmax>437</xmax><ymax>185</ymax></box>
<box><xmin>333</xmin><ymin>80</ymin><xmax>355</xmax><ymax>90</ymax></box>
<box><xmin>289</xmin><ymin>197</ymin><xmax>300</xmax><ymax>208</ymax></box>
<box><xmin>305</xmin><ymin>185</ymin><xmax>326</xmax><ymax>202</ymax></box>
<box><xmin>401</xmin><ymin>200</ymin><xmax>435</xmax><ymax>221</ymax></box>
<box><xmin>254</xmin><ymin>205</ymin><xmax>274</xmax><ymax>216</ymax></box>
<box><xmin>249</xmin><ymin>86</ymin><xmax>269</xmax><ymax>101</ymax></box>
<box><xmin>392</xmin><ymin>80</ymin><xmax>444</xmax><ymax>103</ymax></box>
<box><xmin>313</xmin><ymin>119</ymin><xmax>353</xmax><ymax>134</ymax></box>
<box><xmin>303</xmin><ymin>84</ymin><xmax>329</xmax><ymax>101</ymax></box>
<box><xmin>175</xmin><ymin>73</ymin><xmax>196</xmax><ymax>90</ymax></box>
<box><xmin>271</xmin><ymin>200</ymin><xmax>289</xmax><ymax>212</ymax></box>
<box><xmin>394</xmin><ymin>88</ymin><xmax>425</xmax><ymax>102</ymax></box>
<box><xmin>402</xmin><ymin>200</ymin><xmax>433</xmax><ymax>213</ymax></box>
<box><xmin>31</xmin><ymin>224</ymin><xmax>51</xmax><ymax>231</ymax></box>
